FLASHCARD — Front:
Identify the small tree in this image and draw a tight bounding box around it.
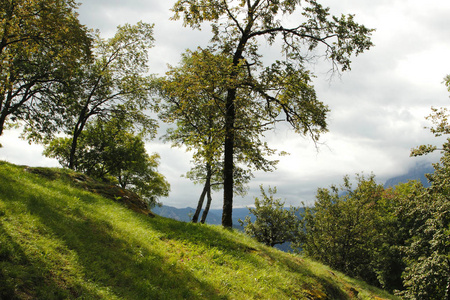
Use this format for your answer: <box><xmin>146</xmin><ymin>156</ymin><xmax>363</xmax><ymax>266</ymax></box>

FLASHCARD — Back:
<box><xmin>239</xmin><ymin>185</ymin><xmax>300</xmax><ymax>247</ymax></box>
<box><xmin>44</xmin><ymin>113</ymin><xmax>170</xmax><ymax>208</ymax></box>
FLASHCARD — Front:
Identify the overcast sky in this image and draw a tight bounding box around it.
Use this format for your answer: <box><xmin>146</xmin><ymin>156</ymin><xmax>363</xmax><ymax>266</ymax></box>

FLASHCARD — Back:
<box><xmin>1</xmin><ymin>0</ymin><xmax>450</xmax><ymax>209</ymax></box>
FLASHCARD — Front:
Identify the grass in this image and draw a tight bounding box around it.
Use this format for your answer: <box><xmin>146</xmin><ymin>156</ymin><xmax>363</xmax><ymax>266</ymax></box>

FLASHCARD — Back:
<box><xmin>0</xmin><ymin>161</ymin><xmax>399</xmax><ymax>299</ymax></box>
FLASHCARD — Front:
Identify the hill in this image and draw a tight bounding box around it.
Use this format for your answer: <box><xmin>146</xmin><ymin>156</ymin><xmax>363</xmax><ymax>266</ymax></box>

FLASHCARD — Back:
<box><xmin>0</xmin><ymin>161</ymin><xmax>397</xmax><ymax>299</ymax></box>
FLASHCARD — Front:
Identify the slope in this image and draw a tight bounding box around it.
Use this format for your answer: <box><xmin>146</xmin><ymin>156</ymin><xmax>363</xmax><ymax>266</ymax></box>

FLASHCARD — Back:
<box><xmin>0</xmin><ymin>161</ymin><xmax>397</xmax><ymax>299</ymax></box>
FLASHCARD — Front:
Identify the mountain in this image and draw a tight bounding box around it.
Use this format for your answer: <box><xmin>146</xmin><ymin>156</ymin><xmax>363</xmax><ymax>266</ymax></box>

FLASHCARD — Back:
<box><xmin>0</xmin><ymin>161</ymin><xmax>395</xmax><ymax>299</ymax></box>
<box><xmin>384</xmin><ymin>162</ymin><xmax>434</xmax><ymax>188</ymax></box>
<box><xmin>152</xmin><ymin>205</ymin><xmax>200</xmax><ymax>222</ymax></box>
<box><xmin>152</xmin><ymin>206</ymin><xmax>251</xmax><ymax>227</ymax></box>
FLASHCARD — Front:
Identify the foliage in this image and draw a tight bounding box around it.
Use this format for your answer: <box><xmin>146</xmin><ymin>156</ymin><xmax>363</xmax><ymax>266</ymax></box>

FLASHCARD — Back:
<box><xmin>371</xmin><ymin>181</ymin><xmax>424</xmax><ymax>292</ymax></box>
<box><xmin>0</xmin><ymin>0</ymin><xmax>91</xmax><ymax>136</ymax></box>
<box><xmin>43</xmin><ymin>113</ymin><xmax>169</xmax><ymax>207</ymax></box>
<box><xmin>25</xmin><ymin>21</ymin><xmax>157</xmax><ymax>169</ymax></box>
<box><xmin>158</xmin><ymin>48</ymin><xmax>280</xmax><ymax>222</ymax></box>
<box><xmin>170</xmin><ymin>0</ymin><xmax>374</xmax><ymax>227</ymax></box>
<box><xmin>0</xmin><ymin>161</ymin><xmax>398</xmax><ymax>299</ymax></box>
<box><xmin>397</xmin><ymin>190</ymin><xmax>450</xmax><ymax>300</ymax></box>
<box><xmin>404</xmin><ymin>80</ymin><xmax>450</xmax><ymax>299</ymax></box>
<box><xmin>296</xmin><ymin>76</ymin><xmax>450</xmax><ymax>297</ymax></box>
<box><xmin>297</xmin><ymin>175</ymin><xmax>434</xmax><ymax>293</ymax></box>
<box><xmin>297</xmin><ymin>174</ymin><xmax>391</xmax><ymax>286</ymax></box>
<box><xmin>159</xmin><ymin>49</ymin><xmax>277</xmax><ymax>190</ymax></box>
<box><xmin>239</xmin><ymin>185</ymin><xmax>300</xmax><ymax>247</ymax></box>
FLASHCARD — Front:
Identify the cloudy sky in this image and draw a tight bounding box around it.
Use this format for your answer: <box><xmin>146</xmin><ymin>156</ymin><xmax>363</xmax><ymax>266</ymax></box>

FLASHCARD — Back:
<box><xmin>1</xmin><ymin>0</ymin><xmax>450</xmax><ymax>209</ymax></box>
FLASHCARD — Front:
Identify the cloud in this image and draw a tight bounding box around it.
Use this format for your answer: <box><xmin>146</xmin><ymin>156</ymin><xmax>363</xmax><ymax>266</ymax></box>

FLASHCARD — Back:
<box><xmin>0</xmin><ymin>129</ymin><xmax>59</xmax><ymax>168</ymax></box>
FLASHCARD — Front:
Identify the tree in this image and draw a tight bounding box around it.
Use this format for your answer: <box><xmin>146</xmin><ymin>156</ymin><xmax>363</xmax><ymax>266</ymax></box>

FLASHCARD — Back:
<box><xmin>373</xmin><ymin>181</ymin><xmax>425</xmax><ymax>292</ymax></box>
<box><xmin>159</xmin><ymin>49</ymin><xmax>229</xmax><ymax>224</ymax></box>
<box><xmin>43</xmin><ymin>113</ymin><xmax>170</xmax><ymax>208</ymax></box>
<box><xmin>296</xmin><ymin>174</ymin><xmax>389</xmax><ymax>285</ymax></box>
<box><xmin>396</xmin><ymin>184</ymin><xmax>450</xmax><ymax>300</ymax></box>
<box><xmin>404</xmin><ymin>77</ymin><xmax>450</xmax><ymax>299</ymax></box>
<box><xmin>239</xmin><ymin>185</ymin><xmax>300</xmax><ymax>247</ymax></box>
<box><xmin>158</xmin><ymin>48</ymin><xmax>279</xmax><ymax>223</ymax></box>
<box><xmin>0</xmin><ymin>0</ymin><xmax>91</xmax><ymax>137</ymax></box>
<box><xmin>25</xmin><ymin>22</ymin><xmax>157</xmax><ymax>170</ymax></box>
<box><xmin>171</xmin><ymin>0</ymin><xmax>374</xmax><ymax>227</ymax></box>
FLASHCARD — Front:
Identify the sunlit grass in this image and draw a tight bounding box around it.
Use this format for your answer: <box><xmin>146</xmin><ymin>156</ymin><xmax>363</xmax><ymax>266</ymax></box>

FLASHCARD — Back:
<box><xmin>0</xmin><ymin>161</ymin><xmax>398</xmax><ymax>299</ymax></box>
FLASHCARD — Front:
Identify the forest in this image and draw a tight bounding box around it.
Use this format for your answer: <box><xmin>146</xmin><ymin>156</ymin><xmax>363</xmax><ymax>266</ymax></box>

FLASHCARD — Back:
<box><xmin>0</xmin><ymin>0</ymin><xmax>449</xmax><ymax>299</ymax></box>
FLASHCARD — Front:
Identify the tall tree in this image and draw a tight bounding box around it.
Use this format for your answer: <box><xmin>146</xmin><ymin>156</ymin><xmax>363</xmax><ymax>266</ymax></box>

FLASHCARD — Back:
<box><xmin>159</xmin><ymin>48</ymin><xmax>278</xmax><ymax>223</ymax></box>
<box><xmin>0</xmin><ymin>0</ymin><xmax>91</xmax><ymax>138</ymax></box>
<box><xmin>25</xmin><ymin>22</ymin><xmax>157</xmax><ymax>169</ymax></box>
<box><xmin>171</xmin><ymin>0</ymin><xmax>374</xmax><ymax>227</ymax></box>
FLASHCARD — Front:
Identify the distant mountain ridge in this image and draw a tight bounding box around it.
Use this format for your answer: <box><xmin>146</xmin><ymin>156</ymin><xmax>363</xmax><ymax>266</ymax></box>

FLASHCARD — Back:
<box><xmin>154</xmin><ymin>163</ymin><xmax>435</xmax><ymax>225</ymax></box>
<box><xmin>384</xmin><ymin>162</ymin><xmax>434</xmax><ymax>188</ymax></box>
<box><xmin>152</xmin><ymin>206</ymin><xmax>250</xmax><ymax>227</ymax></box>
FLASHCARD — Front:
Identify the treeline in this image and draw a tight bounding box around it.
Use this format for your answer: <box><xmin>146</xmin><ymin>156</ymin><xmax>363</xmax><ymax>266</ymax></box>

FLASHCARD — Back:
<box><xmin>241</xmin><ymin>100</ymin><xmax>450</xmax><ymax>299</ymax></box>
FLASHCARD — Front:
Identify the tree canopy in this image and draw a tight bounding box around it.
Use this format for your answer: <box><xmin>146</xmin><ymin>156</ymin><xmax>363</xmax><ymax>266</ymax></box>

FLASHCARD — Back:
<box><xmin>24</xmin><ymin>21</ymin><xmax>157</xmax><ymax>170</ymax></box>
<box><xmin>158</xmin><ymin>48</ymin><xmax>280</xmax><ymax>223</ymax></box>
<box><xmin>405</xmin><ymin>76</ymin><xmax>450</xmax><ymax>299</ymax></box>
<box><xmin>0</xmin><ymin>0</ymin><xmax>91</xmax><ymax>137</ymax></box>
<box><xmin>239</xmin><ymin>185</ymin><xmax>300</xmax><ymax>247</ymax></box>
<box><xmin>297</xmin><ymin>174</ymin><xmax>388</xmax><ymax>283</ymax></box>
<box><xmin>170</xmin><ymin>0</ymin><xmax>374</xmax><ymax>227</ymax></box>
<box><xmin>295</xmin><ymin>76</ymin><xmax>450</xmax><ymax>297</ymax></box>
<box><xmin>44</xmin><ymin>112</ymin><xmax>170</xmax><ymax>208</ymax></box>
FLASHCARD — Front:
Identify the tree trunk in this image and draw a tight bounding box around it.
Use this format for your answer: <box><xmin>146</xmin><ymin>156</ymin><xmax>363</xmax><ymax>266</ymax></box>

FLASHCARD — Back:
<box><xmin>68</xmin><ymin>127</ymin><xmax>81</xmax><ymax>170</ymax></box>
<box><xmin>0</xmin><ymin>90</ymin><xmax>14</xmax><ymax>137</ymax></box>
<box><xmin>221</xmin><ymin>17</ymin><xmax>253</xmax><ymax>227</ymax></box>
<box><xmin>69</xmin><ymin>109</ymin><xmax>89</xmax><ymax>169</ymax></box>
<box><xmin>0</xmin><ymin>111</ymin><xmax>7</xmax><ymax>137</ymax></box>
<box><xmin>193</xmin><ymin>163</ymin><xmax>212</xmax><ymax>223</ymax></box>
<box><xmin>222</xmin><ymin>87</ymin><xmax>236</xmax><ymax>228</ymax></box>
<box><xmin>192</xmin><ymin>183</ymin><xmax>207</xmax><ymax>223</ymax></box>
<box><xmin>200</xmin><ymin>181</ymin><xmax>212</xmax><ymax>224</ymax></box>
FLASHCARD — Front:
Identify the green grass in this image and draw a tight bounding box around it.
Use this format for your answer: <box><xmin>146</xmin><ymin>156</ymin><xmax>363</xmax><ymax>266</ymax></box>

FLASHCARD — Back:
<box><xmin>0</xmin><ymin>161</ymin><xmax>399</xmax><ymax>299</ymax></box>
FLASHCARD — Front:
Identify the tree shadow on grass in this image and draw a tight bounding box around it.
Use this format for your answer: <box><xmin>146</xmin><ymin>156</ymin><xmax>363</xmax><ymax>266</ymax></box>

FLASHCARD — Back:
<box><xmin>1</xmin><ymin>180</ymin><xmax>227</xmax><ymax>299</ymax></box>
<box><xmin>0</xmin><ymin>221</ymin><xmax>105</xmax><ymax>299</ymax></box>
<box><xmin>263</xmin><ymin>250</ymin><xmax>353</xmax><ymax>300</ymax></box>
<box><xmin>143</xmin><ymin>217</ymin><xmax>351</xmax><ymax>299</ymax></box>
<box><xmin>153</xmin><ymin>216</ymin><xmax>355</xmax><ymax>300</ymax></box>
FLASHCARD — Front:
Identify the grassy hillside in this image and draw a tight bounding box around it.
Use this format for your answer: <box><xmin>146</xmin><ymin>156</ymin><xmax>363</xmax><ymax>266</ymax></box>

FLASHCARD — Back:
<box><xmin>0</xmin><ymin>161</ymin><xmax>398</xmax><ymax>300</ymax></box>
